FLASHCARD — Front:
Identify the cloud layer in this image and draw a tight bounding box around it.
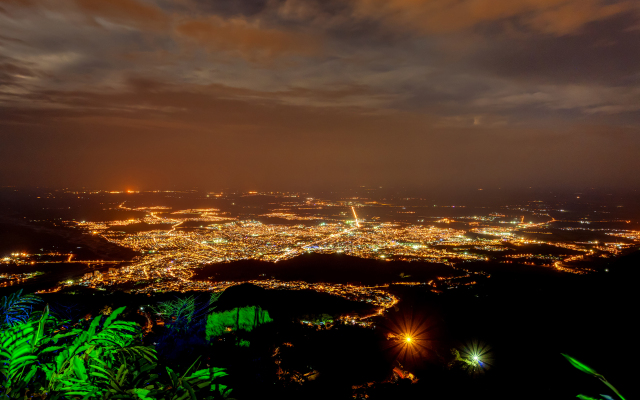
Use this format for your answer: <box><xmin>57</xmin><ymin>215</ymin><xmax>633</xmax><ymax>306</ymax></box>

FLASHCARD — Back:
<box><xmin>1</xmin><ymin>0</ymin><xmax>639</xmax><ymax>190</ymax></box>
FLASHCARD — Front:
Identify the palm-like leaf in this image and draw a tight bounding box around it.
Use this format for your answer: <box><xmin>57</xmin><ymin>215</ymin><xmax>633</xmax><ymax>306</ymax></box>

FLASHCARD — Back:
<box><xmin>0</xmin><ymin>289</ymin><xmax>42</xmax><ymax>328</ymax></box>
<box><xmin>1</xmin><ymin>293</ymin><xmax>233</xmax><ymax>400</ymax></box>
<box><xmin>0</xmin><ymin>304</ymin><xmax>57</xmax><ymax>397</ymax></box>
<box><xmin>561</xmin><ymin>353</ymin><xmax>600</xmax><ymax>377</ymax></box>
<box><xmin>562</xmin><ymin>354</ymin><xmax>626</xmax><ymax>400</ymax></box>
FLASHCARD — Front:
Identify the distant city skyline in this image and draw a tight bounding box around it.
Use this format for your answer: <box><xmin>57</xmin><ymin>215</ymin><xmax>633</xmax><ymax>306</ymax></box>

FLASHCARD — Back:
<box><xmin>2</xmin><ymin>187</ymin><xmax>638</xmax><ymax>292</ymax></box>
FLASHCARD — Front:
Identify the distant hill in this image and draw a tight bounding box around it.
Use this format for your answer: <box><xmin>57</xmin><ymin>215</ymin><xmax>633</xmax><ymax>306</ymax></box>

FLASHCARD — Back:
<box><xmin>193</xmin><ymin>253</ymin><xmax>459</xmax><ymax>284</ymax></box>
<box><xmin>213</xmin><ymin>283</ymin><xmax>376</xmax><ymax>320</ymax></box>
<box><xmin>609</xmin><ymin>248</ymin><xmax>640</xmax><ymax>276</ymax></box>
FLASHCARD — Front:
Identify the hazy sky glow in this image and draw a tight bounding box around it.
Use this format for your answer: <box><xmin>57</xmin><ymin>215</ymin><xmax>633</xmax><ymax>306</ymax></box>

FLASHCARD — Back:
<box><xmin>1</xmin><ymin>0</ymin><xmax>639</xmax><ymax>190</ymax></box>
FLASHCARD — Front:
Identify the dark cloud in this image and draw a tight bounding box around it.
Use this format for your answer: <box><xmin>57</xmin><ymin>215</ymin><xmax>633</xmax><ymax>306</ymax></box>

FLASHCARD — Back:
<box><xmin>349</xmin><ymin>0</ymin><xmax>638</xmax><ymax>36</ymax></box>
<box><xmin>186</xmin><ymin>0</ymin><xmax>270</xmax><ymax>18</ymax></box>
<box><xmin>0</xmin><ymin>58</ymin><xmax>36</xmax><ymax>87</ymax></box>
<box><xmin>72</xmin><ymin>0</ymin><xmax>170</xmax><ymax>29</ymax></box>
<box><xmin>0</xmin><ymin>0</ymin><xmax>638</xmax><ymax>190</ymax></box>
<box><xmin>175</xmin><ymin>16</ymin><xmax>323</xmax><ymax>61</ymax></box>
<box><xmin>186</xmin><ymin>0</ymin><xmax>349</xmax><ymax>20</ymax></box>
<box><xmin>0</xmin><ymin>34</ymin><xmax>25</xmax><ymax>43</ymax></box>
<box><xmin>470</xmin><ymin>13</ymin><xmax>640</xmax><ymax>85</ymax></box>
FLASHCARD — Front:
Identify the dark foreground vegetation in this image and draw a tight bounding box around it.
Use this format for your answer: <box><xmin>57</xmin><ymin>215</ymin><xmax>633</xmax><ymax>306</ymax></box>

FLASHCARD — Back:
<box><xmin>2</xmin><ymin>250</ymin><xmax>639</xmax><ymax>399</ymax></box>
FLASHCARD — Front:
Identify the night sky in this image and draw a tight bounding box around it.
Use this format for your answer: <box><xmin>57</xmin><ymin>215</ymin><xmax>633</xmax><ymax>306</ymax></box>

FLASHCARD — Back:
<box><xmin>1</xmin><ymin>0</ymin><xmax>639</xmax><ymax>191</ymax></box>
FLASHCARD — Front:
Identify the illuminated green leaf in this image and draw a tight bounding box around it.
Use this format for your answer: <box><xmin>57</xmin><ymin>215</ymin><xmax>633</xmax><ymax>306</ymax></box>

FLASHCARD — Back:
<box><xmin>206</xmin><ymin>305</ymin><xmax>272</xmax><ymax>340</ymax></box>
<box><xmin>562</xmin><ymin>353</ymin><xmax>599</xmax><ymax>376</ymax></box>
<box><xmin>133</xmin><ymin>388</ymin><xmax>154</xmax><ymax>399</ymax></box>
<box><xmin>0</xmin><ymin>291</ymin><xmax>232</xmax><ymax>399</ymax></box>
<box><xmin>182</xmin><ymin>380</ymin><xmax>197</xmax><ymax>400</ymax></box>
<box><xmin>103</xmin><ymin>306</ymin><xmax>126</xmax><ymax>328</ymax></box>
<box><xmin>72</xmin><ymin>357</ymin><xmax>88</xmax><ymax>381</ymax></box>
<box><xmin>167</xmin><ymin>366</ymin><xmax>179</xmax><ymax>387</ymax></box>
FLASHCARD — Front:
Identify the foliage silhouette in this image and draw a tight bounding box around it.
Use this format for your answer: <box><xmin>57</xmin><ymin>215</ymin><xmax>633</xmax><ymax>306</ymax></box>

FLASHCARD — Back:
<box><xmin>0</xmin><ymin>289</ymin><xmax>42</xmax><ymax>328</ymax></box>
<box><xmin>562</xmin><ymin>353</ymin><xmax>626</xmax><ymax>400</ymax></box>
<box><xmin>0</xmin><ymin>291</ymin><xmax>233</xmax><ymax>399</ymax></box>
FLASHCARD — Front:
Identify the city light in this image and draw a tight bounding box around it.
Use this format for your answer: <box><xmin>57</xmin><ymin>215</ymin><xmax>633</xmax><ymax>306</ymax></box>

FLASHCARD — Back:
<box><xmin>459</xmin><ymin>340</ymin><xmax>493</xmax><ymax>374</ymax></box>
<box><xmin>5</xmin><ymin>192</ymin><xmax>637</xmax><ymax>293</ymax></box>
